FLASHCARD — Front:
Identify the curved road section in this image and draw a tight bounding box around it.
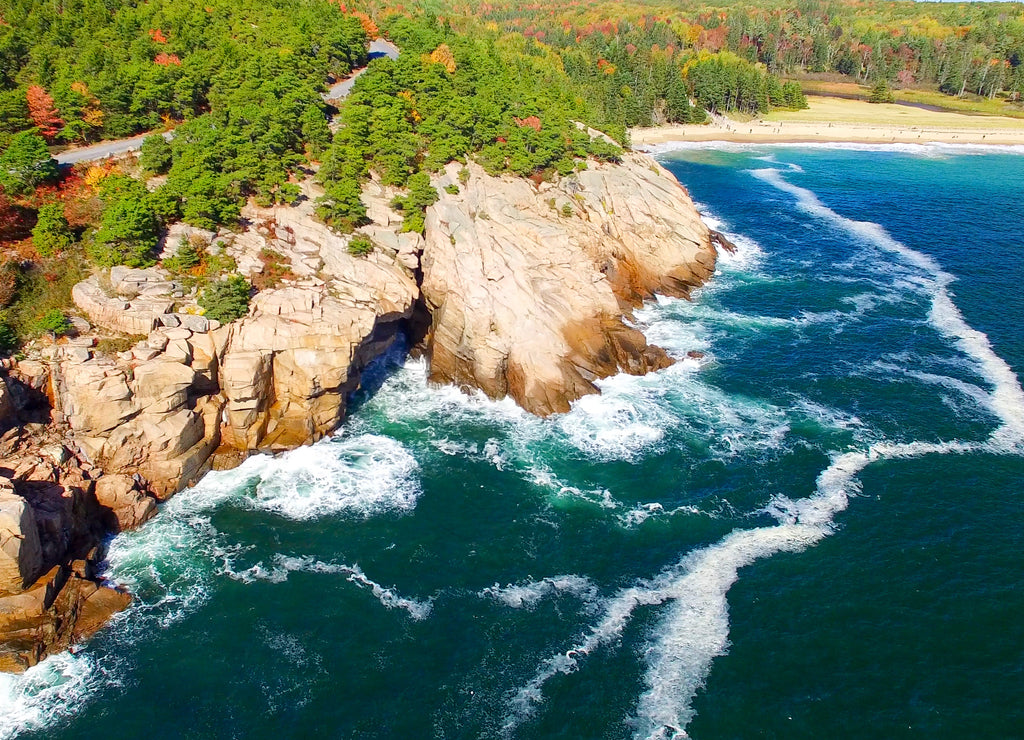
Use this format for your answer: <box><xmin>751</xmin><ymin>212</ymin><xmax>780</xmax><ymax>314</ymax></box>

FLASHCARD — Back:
<box><xmin>55</xmin><ymin>38</ymin><xmax>399</xmax><ymax>166</ymax></box>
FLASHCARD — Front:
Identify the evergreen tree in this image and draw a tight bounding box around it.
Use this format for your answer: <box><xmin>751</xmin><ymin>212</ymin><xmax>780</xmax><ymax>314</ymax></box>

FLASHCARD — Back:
<box><xmin>90</xmin><ymin>195</ymin><xmax>159</xmax><ymax>267</ymax></box>
<box><xmin>0</xmin><ymin>132</ymin><xmax>59</xmax><ymax>195</ymax></box>
<box><xmin>32</xmin><ymin>203</ymin><xmax>73</xmax><ymax>256</ymax></box>
<box><xmin>139</xmin><ymin>134</ymin><xmax>173</xmax><ymax>174</ymax></box>
<box><xmin>868</xmin><ymin>78</ymin><xmax>895</xmax><ymax>104</ymax></box>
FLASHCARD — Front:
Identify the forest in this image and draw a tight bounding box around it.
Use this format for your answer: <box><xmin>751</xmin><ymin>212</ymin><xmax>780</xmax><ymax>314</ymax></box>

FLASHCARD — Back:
<box><xmin>2</xmin><ymin>0</ymin><xmax>1022</xmax><ymax>352</ymax></box>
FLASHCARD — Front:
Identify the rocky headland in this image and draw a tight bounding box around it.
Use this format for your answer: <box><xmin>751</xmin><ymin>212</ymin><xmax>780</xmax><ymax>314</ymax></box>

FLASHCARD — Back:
<box><xmin>0</xmin><ymin>147</ymin><xmax>721</xmax><ymax>671</ymax></box>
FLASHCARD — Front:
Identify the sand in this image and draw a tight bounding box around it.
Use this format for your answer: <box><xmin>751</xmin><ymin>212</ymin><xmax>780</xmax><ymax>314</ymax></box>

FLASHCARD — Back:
<box><xmin>631</xmin><ymin>96</ymin><xmax>1024</xmax><ymax>147</ymax></box>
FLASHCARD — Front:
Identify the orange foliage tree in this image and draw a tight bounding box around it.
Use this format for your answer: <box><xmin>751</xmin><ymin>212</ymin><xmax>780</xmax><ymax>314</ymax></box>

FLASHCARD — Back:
<box><xmin>26</xmin><ymin>85</ymin><xmax>64</xmax><ymax>140</ymax></box>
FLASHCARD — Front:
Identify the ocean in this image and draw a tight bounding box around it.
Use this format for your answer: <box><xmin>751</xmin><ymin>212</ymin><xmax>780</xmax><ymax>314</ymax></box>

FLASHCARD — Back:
<box><xmin>2</xmin><ymin>143</ymin><xmax>1022</xmax><ymax>739</ymax></box>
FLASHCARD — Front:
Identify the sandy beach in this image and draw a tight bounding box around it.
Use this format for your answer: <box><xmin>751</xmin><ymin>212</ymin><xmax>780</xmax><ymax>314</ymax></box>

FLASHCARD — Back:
<box><xmin>631</xmin><ymin>96</ymin><xmax>1024</xmax><ymax>147</ymax></box>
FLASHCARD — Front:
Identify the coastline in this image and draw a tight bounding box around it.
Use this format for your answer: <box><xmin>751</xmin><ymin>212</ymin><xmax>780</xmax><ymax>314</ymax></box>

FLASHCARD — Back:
<box><xmin>631</xmin><ymin>97</ymin><xmax>1024</xmax><ymax>148</ymax></box>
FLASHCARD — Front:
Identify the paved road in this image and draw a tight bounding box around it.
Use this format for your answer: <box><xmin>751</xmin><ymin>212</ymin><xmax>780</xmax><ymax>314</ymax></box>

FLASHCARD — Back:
<box><xmin>56</xmin><ymin>132</ymin><xmax>161</xmax><ymax>165</ymax></box>
<box><xmin>55</xmin><ymin>38</ymin><xmax>400</xmax><ymax>166</ymax></box>
<box><xmin>324</xmin><ymin>38</ymin><xmax>399</xmax><ymax>101</ymax></box>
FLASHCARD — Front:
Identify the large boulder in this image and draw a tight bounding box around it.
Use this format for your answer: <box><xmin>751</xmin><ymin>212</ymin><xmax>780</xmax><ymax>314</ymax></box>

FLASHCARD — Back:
<box><xmin>420</xmin><ymin>153</ymin><xmax>715</xmax><ymax>415</ymax></box>
<box><xmin>0</xmin><ymin>478</ymin><xmax>43</xmax><ymax>596</ymax></box>
<box><xmin>93</xmin><ymin>474</ymin><xmax>156</xmax><ymax>531</ymax></box>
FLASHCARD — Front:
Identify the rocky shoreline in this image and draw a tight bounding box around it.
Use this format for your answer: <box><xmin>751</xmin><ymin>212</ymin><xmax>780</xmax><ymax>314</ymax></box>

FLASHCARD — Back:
<box><xmin>0</xmin><ymin>148</ymin><xmax>719</xmax><ymax>671</ymax></box>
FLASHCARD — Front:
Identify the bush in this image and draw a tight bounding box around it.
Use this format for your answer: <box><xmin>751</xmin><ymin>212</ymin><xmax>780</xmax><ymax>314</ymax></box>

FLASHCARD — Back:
<box><xmin>32</xmin><ymin>308</ymin><xmax>71</xmax><ymax>336</ymax></box>
<box><xmin>587</xmin><ymin>138</ymin><xmax>622</xmax><ymax>163</ymax></box>
<box><xmin>95</xmin><ymin>336</ymin><xmax>139</xmax><ymax>355</ymax></box>
<box><xmin>561</xmin><ymin>202</ymin><xmax>573</xmax><ymax>217</ymax></box>
<box><xmin>0</xmin><ymin>260</ymin><xmax>18</xmax><ymax>307</ymax></box>
<box><xmin>3</xmin><ymin>255</ymin><xmax>84</xmax><ymax>345</ymax></box>
<box><xmin>252</xmin><ymin>248</ymin><xmax>295</xmax><ymax>290</ymax></box>
<box><xmin>32</xmin><ymin>203</ymin><xmax>74</xmax><ymax>257</ymax></box>
<box><xmin>391</xmin><ymin>173</ymin><xmax>438</xmax><ymax>236</ymax></box>
<box><xmin>198</xmin><ymin>274</ymin><xmax>251</xmax><ymax>323</ymax></box>
<box><xmin>348</xmin><ymin>234</ymin><xmax>374</xmax><ymax>256</ymax></box>
<box><xmin>400</xmin><ymin>210</ymin><xmax>425</xmax><ymax>235</ymax></box>
<box><xmin>0</xmin><ymin>322</ymin><xmax>17</xmax><ymax>354</ymax></box>
<box><xmin>163</xmin><ymin>237</ymin><xmax>202</xmax><ymax>273</ymax></box>
<box><xmin>444</xmin><ymin>183</ymin><xmax>459</xmax><ymax>195</ymax></box>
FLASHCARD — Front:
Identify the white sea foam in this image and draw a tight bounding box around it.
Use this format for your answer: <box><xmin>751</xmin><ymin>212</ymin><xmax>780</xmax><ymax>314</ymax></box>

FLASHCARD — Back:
<box><xmin>869</xmin><ymin>361</ymin><xmax>994</xmax><ymax>415</ymax></box>
<box><xmin>691</xmin><ymin>204</ymin><xmax>765</xmax><ymax>273</ymax></box>
<box><xmin>0</xmin><ymin>653</ymin><xmax>100</xmax><ymax>740</ymax></box>
<box><xmin>225</xmin><ymin>554</ymin><xmax>432</xmax><ymax>620</ymax></box>
<box><xmin>752</xmin><ymin>166</ymin><xmax>1024</xmax><ymax>449</ymax></box>
<box><xmin>617</xmin><ymin>503</ymin><xmax>709</xmax><ymax>529</ymax></box>
<box><xmin>505</xmin><ymin>438</ymin><xmax>990</xmax><ymax>739</ymax></box>
<box><xmin>243</xmin><ymin>434</ymin><xmax>421</xmax><ymax>520</ymax></box>
<box><xmin>0</xmin><ymin>430</ymin><xmax>429</xmax><ymax>737</ymax></box>
<box><xmin>481</xmin><ymin>576</ymin><xmax>599</xmax><ymax>610</ymax></box>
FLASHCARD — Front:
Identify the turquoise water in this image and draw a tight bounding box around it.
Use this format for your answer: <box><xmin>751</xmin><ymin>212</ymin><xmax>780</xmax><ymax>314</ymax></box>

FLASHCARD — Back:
<box><xmin>3</xmin><ymin>143</ymin><xmax>1023</xmax><ymax>739</ymax></box>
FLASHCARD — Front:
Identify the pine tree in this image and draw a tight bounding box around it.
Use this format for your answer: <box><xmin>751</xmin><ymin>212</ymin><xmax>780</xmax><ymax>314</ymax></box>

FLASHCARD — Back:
<box><xmin>32</xmin><ymin>203</ymin><xmax>74</xmax><ymax>256</ymax></box>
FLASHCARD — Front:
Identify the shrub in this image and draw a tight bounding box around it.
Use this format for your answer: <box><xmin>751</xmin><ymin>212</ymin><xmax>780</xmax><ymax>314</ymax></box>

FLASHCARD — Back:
<box><xmin>444</xmin><ymin>183</ymin><xmax>459</xmax><ymax>195</ymax></box>
<box><xmin>561</xmin><ymin>202</ymin><xmax>573</xmax><ymax>217</ymax></box>
<box><xmin>252</xmin><ymin>248</ymin><xmax>295</xmax><ymax>289</ymax></box>
<box><xmin>587</xmin><ymin>138</ymin><xmax>622</xmax><ymax>163</ymax></box>
<box><xmin>0</xmin><ymin>260</ymin><xmax>18</xmax><ymax>307</ymax></box>
<box><xmin>163</xmin><ymin>237</ymin><xmax>202</xmax><ymax>273</ymax></box>
<box><xmin>458</xmin><ymin>167</ymin><xmax>470</xmax><ymax>185</ymax></box>
<box><xmin>0</xmin><ymin>132</ymin><xmax>59</xmax><ymax>195</ymax></box>
<box><xmin>348</xmin><ymin>234</ymin><xmax>374</xmax><ymax>256</ymax></box>
<box><xmin>198</xmin><ymin>274</ymin><xmax>251</xmax><ymax>323</ymax></box>
<box><xmin>95</xmin><ymin>336</ymin><xmax>139</xmax><ymax>355</ymax></box>
<box><xmin>868</xmin><ymin>79</ymin><xmax>895</xmax><ymax>104</ymax></box>
<box><xmin>400</xmin><ymin>210</ymin><xmax>425</xmax><ymax>234</ymax></box>
<box><xmin>0</xmin><ymin>322</ymin><xmax>16</xmax><ymax>353</ymax></box>
<box><xmin>32</xmin><ymin>308</ymin><xmax>71</xmax><ymax>336</ymax></box>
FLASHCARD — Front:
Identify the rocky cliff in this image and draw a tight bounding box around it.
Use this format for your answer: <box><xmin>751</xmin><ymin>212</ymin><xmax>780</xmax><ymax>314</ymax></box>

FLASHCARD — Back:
<box><xmin>421</xmin><ymin>153</ymin><xmax>715</xmax><ymax>414</ymax></box>
<box><xmin>0</xmin><ymin>146</ymin><xmax>717</xmax><ymax>670</ymax></box>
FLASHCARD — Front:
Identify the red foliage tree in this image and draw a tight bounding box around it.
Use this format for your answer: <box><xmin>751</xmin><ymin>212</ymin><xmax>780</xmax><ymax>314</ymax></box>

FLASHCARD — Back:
<box><xmin>154</xmin><ymin>53</ymin><xmax>182</xmax><ymax>66</ymax></box>
<box><xmin>26</xmin><ymin>85</ymin><xmax>64</xmax><ymax>140</ymax></box>
<box><xmin>514</xmin><ymin>115</ymin><xmax>542</xmax><ymax>131</ymax></box>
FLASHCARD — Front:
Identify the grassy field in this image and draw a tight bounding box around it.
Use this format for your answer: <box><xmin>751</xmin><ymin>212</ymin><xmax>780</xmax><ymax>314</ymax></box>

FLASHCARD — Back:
<box><xmin>762</xmin><ymin>96</ymin><xmax>1024</xmax><ymax>130</ymax></box>
<box><xmin>792</xmin><ymin>79</ymin><xmax>1024</xmax><ymax>119</ymax></box>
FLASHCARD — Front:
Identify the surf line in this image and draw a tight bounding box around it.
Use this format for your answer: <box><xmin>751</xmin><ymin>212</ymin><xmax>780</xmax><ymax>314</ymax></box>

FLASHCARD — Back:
<box><xmin>504</xmin><ymin>176</ymin><xmax>1024</xmax><ymax>740</ymax></box>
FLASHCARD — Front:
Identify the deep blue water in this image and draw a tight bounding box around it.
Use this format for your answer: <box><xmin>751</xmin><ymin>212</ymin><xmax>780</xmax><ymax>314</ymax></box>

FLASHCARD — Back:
<box><xmin>2</xmin><ymin>143</ymin><xmax>1023</xmax><ymax>739</ymax></box>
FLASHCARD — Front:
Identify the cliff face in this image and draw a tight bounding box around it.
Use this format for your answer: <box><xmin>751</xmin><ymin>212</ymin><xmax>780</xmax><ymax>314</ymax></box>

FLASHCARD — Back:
<box><xmin>420</xmin><ymin>153</ymin><xmax>715</xmax><ymax>415</ymax></box>
<box><xmin>0</xmin><ymin>147</ymin><xmax>717</xmax><ymax>670</ymax></box>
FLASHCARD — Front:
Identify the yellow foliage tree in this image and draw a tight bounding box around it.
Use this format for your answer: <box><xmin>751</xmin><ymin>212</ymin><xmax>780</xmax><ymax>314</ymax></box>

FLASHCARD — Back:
<box><xmin>428</xmin><ymin>43</ymin><xmax>457</xmax><ymax>73</ymax></box>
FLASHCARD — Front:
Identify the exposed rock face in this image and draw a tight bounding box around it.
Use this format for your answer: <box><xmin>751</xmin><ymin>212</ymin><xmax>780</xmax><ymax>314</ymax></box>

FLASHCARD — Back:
<box><xmin>420</xmin><ymin>153</ymin><xmax>715</xmax><ymax>415</ymax></box>
<box><xmin>72</xmin><ymin>267</ymin><xmax>181</xmax><ymax>336</ymax></box>
<box><xmin>0</xmin><ymin>418</ymin><xmax>134</xmax><ymax>672</ymax></box>
<box><xmin>215</xmin><ymin>199</ymin><xmax>418</xmax><ymax>451</ymax></box>
<box><xmin>57</xmin><ymin>194</ymin><xmax>418</xmax><ymax>497</ymax></box>
<box><xmin>0</xmin><ymin>478</ymin><xmax>43</xmax><ymax>595</ymax></box>
<box><xmin>0</xmin><ymin>563</ymin><xmax>131</xmax><ymax>673</ymax></box>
